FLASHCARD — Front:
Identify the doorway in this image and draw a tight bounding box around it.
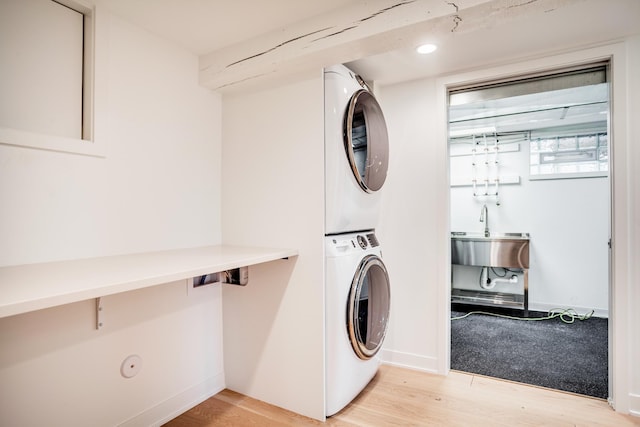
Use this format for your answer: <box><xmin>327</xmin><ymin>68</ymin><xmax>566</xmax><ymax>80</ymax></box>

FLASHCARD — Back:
<box><xmin>447</xmin><ymin>64</ymin><xmax>611</xmax><ymax>398</ymax></box>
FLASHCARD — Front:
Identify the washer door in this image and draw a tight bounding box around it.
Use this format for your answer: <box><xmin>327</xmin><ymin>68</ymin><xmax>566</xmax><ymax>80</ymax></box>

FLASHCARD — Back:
<box><xmin>343</xmin><ymin>89</ymin><xmax>389</xmax><ymax>193</ymax></box>
<box><xmin>347</xmin><ymin>254</ymin><xmax>391</xmax><ymax>360</ymax></box>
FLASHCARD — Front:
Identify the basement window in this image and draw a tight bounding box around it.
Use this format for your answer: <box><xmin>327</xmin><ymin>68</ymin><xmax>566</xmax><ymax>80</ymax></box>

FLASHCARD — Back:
<box><xmin>0</xmin><ymin>0</ymin><xmax>98</xmax><ymax>156</ymax></box>
<box><xmin>530</xmin><ymin>131</ymin><xmax>608</xmax><ymax>177</ymax></box>
<box><xmin>449</xmin><ymin>64</ymin><xmax>610</xmax><ymax>181</ymax></box>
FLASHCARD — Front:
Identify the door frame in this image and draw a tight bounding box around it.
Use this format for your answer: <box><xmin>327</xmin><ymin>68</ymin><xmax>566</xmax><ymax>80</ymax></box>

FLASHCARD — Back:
<box><xmin>435</xmin><ymin>42</ymin><xmax>631</xmax><ymax>413</ymax></box>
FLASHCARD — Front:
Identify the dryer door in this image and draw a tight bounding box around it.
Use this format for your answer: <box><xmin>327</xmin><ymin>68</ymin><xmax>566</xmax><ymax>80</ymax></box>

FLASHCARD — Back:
<box><xmin>343</xmin><ymin>89</ymin><xmax>389</xmax><ymax>193</ymax></box>
<box><xmin>347</xmin><ymin>254</ymin><xmax>391</xmax><ymax>359</ymax></box>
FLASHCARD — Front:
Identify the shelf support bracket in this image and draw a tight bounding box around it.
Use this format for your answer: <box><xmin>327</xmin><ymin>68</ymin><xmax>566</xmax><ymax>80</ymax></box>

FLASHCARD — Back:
<box><xmin>96</xmin><ymin>297</ymin><xmax>104</xmax><ymax>330</ymax></box>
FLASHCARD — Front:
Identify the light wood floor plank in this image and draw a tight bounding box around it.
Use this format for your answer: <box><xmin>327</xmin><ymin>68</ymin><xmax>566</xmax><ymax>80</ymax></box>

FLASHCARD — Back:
<box><xmin>164</xmin><ymin>365</ymin><xmax>640</xmax><ymax>426</ymax></box>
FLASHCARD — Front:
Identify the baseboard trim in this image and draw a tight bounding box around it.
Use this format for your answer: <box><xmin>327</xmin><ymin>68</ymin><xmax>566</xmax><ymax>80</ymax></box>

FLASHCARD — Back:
<box><xmin>119</xmin><ymin>372</ymin><xmax>225</xmax><ymax>427</ymax></box>
<box><xmin>628</xmin><ymin>393</ymin><xmax>640</xmax><ymax>417</ymax></box>
<box><xmin>381</xmin><ymin>349</ymin><xmax>439</xmax><ymax>374</ymax></box>
<box><xmin>528</xmin><ymin>302</ymin><xmax>608</xmax><ymax>319</ymax></box>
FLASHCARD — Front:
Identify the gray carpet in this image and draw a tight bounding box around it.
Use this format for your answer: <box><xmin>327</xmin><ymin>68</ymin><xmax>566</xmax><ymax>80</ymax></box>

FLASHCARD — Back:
<box><xmin>450</xmin><ymin>305</ymin><xmax>608</xmax><ymax>399</ymax></box>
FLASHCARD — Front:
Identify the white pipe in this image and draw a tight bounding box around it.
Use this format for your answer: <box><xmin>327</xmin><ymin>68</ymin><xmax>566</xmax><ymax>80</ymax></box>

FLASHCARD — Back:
<box><xmin>471</xmin><ymin>136</ymin><xmax>477</xmax><ymax>197</ymax></box>
<box><xmin>483</xmin><ymin>134</ymin><xmax>489</xmax><ymax>166</ymax></box>
<box><xmin>480</xmin><ymin>270</ymin><xmax>518</xmax><ymax>290</ymax></box>
<box><xmin>492</xmin><ymin>275</ymin><xmax>518</xmax><ymax>285</ymax></box>
<box><xmin>479</xmin><ymin>267</ymin><xmax>496</xmax><ymax>290</ymax></box>
<box><xmin>493</xmin><ymin>135</ymin><xmax>499</xmax><ymax>202</ymax></box>
<box><xmin>483</xmin><ymin>135</ymin><xmax>489</xmax><ymax>196</ymax></box>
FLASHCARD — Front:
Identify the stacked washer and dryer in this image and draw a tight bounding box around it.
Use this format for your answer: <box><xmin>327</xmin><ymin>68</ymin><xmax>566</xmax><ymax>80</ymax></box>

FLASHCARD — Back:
<box><xmin>324</xmin><ymin>64</ymin><xmax>391</xmax><ymax>417</ymax></box>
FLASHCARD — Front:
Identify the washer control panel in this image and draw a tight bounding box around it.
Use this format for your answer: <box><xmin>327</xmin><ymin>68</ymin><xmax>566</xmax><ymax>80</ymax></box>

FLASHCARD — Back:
<box><xmin>327</xmin><ymin>231</ymin><xmax>379</xmax><ymax>254</ymax></box>
<box><xmin>366</xmin><ymin>233</ymin><xmax>379</xmax><ymax>248</ymax></box>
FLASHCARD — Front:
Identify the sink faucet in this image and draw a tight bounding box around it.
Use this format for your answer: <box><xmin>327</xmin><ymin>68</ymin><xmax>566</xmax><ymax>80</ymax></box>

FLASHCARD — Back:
<box><xmin>480</xmin><ymin>204</ymin><xmax>490</xmax><ymax>237</ymax></box>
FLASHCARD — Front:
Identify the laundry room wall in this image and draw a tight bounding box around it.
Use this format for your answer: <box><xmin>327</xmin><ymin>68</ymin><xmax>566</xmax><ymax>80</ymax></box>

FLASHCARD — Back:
<box><xmin>0</xmin><ymin>9</ymin><xmax>224</xmax><ymax>426</ymax></box>
<box><xmin>220</xmin><ymin>75</ymin><xmax>326</xmax><ymax>421</ymax></box>
<box><xmin>375</xmin><ymin>77</ymin><xmax>449</xmax><ymax>374</ymax></box>
<box><xmin>625</xmin><ymin>33</ymin><xmax>640</xmax><ymax>416</ymax></box>
<box><xmin>450</xmin><ymin>146</ymin><xmax>610</xmax><ymax>316</ymax></box>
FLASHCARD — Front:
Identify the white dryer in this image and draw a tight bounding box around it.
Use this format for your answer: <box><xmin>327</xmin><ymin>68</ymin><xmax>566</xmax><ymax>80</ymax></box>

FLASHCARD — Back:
<box><xmin>325</xmin><ymin>231</ymin><xmax>391</xmax><ymax>416</ymax></box>
<box><xmin>324</xmin><ymin>64</ymin><xmax>389</xmax><ymax>235</ymax></box>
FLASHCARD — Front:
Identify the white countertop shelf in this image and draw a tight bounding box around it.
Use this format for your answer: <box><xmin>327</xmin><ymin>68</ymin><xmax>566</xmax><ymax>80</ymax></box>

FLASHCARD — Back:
<box><xmin>0</xmin><ymin>245</ymin><xmax>298</xmax><ymax>319</ymax></box>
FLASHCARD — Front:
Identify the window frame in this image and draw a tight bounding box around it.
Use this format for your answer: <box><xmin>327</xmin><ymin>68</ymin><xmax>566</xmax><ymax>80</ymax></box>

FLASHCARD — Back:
<box><xmin>529</xmin><ymin>130</ymin><xmax>609</xmax><ymax>180</ymax></box>
<box><xmin>0</xmin><ymin>0</ymin><xmax>105</xmax><ymax>157</ymax></box>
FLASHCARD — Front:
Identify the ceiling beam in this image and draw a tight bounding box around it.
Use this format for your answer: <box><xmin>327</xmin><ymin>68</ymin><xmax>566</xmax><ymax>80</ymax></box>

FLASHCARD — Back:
<box><xmin>198</xmin><ymin>0</ymin><xmax>485</xmax><ymax>91</ymax></box>
<box><xmin>198</xmin><ymin>0</ymin><xmax>580</xmax><ymax>93</ymax></box>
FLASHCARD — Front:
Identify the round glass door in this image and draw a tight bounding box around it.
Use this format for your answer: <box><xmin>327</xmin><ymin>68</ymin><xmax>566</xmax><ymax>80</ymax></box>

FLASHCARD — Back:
<box><xmin>347</xmin><ymin>255</ymin><xmax>391</xmax><ymax>359</ymax></box>
<box><xmin>343</xmin><ymin>89</ymin><xmax>389</xmax><ymax>193</ymax></box>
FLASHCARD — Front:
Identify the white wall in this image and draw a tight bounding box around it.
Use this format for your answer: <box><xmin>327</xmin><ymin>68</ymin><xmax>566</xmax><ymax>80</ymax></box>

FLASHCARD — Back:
<box><xmin>450</xmin><ymin>146</ymin><xmax>610</xmax><ymax>316</ymax></box>
<box><xmin>623</xmin><ymin>34</ymin><xmax>640</xmax><ymax>416</ymax></box>
<box><xmin>0</xmin><ymin>15</ymin><xmax>221</xmax><ymax>266</ymax></box>
<box><xmin>0</xmin><ymin>280</ymin><xmax>224</xmax><ymax>426</ymax></box>
<box><xmin>0</xmin><ymin>10</ymin><xmax>223</xmax><ymax>426</ymax></box>
<box><xmin>221</xmin><ymin>76</ymin><xmax>325</xmax><ymax>420</ymax></box>
<box><xmin>375</xmin><ymin>78</ymin><xmax>448</xmax><ymax>373</ymax></box>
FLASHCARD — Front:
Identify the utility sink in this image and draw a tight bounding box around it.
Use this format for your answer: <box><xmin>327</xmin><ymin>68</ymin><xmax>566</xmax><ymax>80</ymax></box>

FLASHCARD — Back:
<box><xmin>451</xmin><ymin>232</ymin><xmax>530</xmax><ymax>268</ymax></box>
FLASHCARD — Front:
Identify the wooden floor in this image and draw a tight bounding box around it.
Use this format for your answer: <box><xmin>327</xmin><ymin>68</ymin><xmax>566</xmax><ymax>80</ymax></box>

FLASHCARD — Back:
<box><xmin>164</xmin><ymin>365</ymin><xmax>640</xmax><ymax>426</ymax></box>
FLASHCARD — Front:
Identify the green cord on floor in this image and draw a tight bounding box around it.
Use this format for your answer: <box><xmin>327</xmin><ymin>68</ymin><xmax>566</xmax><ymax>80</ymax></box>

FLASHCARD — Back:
<box><xmin>451</xmin><ymin>308</ymin><xmax>594</xmax><ymax>324</ymax></box>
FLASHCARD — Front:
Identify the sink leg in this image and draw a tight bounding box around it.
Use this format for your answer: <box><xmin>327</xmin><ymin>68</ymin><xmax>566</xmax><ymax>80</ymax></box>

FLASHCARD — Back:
<box><xmin>523</xmin><ymin>269</ymin><xmax>529</xmax><ymax>317</ymax></box>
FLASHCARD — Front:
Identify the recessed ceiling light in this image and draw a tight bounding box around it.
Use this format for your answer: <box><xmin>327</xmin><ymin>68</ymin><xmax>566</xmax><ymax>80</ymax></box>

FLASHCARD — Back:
<box><xmin>416</xmin><ymin>44</ymin><xmax>437</xmax><ymax>54</ymax></box>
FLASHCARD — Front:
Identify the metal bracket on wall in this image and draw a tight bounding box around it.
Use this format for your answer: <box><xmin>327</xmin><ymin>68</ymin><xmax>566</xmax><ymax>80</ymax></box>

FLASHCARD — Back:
<box><xmin>192</xmin><ymin>266</ymin><xmax>249</xmax><ymax>290</ymax></box>
<box><xmin>219</xmin><ymin>266</ymin><xmax>249</xmax><ymax>286</ymax></box>
<box><xmin>96</xmin><ymin>297</ymin><xmax>104</xmax><ymax>330</ymax></box>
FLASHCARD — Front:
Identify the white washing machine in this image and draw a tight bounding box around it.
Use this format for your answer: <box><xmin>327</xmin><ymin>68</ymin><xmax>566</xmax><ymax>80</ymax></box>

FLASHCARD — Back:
<box><xmin>325</xmin><ymin>230</ymin><xmax>391</xmax><ymax>416</ymax></box>
<box><xmin>324</xmin><ymin>64</ymin><xmax>389</xmax><ymax>235</ymax></box>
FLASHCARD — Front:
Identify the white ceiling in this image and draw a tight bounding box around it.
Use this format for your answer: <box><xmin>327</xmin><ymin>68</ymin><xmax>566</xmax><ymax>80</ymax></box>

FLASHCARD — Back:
<box><xmin>347</xmin><ymin>0</ymin><xmax>640</xmax><ymax>87</ymax></box>
<box><xmin>449</xmin><ymin>84</ymin><xmax>609</xmax><ymax>135</ymax></box>
<box><xmin>95</xmin><ymin>0</ymin><xmax>640</xmax><ymax>91</ymax></box>
<box><xmin>95</xmin><ymin>0</ymin><xmax>366</xmax><ymax>55</ymax></box>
